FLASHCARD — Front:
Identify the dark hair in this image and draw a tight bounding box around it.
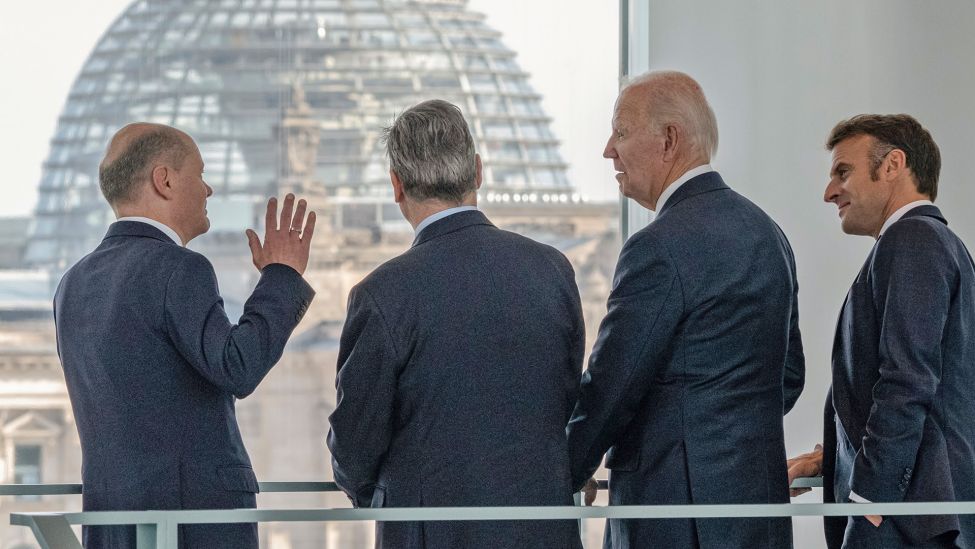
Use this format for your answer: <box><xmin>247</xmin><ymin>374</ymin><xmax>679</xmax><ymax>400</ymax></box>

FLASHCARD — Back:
<box><xmin>826</xmin><ymin>114</ymin><xmax>941</xmax><ymax>200</ymax></box>
<box><xmin>99</xmin><ymin>129</ymin><xmax>191</xmax><ymax>205</ymax></box>
<box><xmin>382</xmin><ymin>99</ymin><xmax>476</xmax><ymax>203</ymax></box>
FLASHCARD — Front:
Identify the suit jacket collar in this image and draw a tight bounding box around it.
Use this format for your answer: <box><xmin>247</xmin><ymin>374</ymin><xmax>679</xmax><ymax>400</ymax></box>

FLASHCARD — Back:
<box><xmin>656</xmin><ymin>171</ymin><xmax>729</xmax><ymax>217</ymax></box>
<box><xmin>104</xmin><ymin>220</ymin><xmax>178</xmax><ymax>245</ymax></box>
<box><xmin>412</xmin><ymin>209</ymin><xmax>494</xmax><ymax>247</ymax></box>
<box><xmin>893</xmin><ymin>204</ymin><xmax>946</xmax><ymax>227</ymax></box>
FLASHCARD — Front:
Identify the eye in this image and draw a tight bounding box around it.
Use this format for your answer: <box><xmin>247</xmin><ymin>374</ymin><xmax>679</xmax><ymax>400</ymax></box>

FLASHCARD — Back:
<box><xmin>616</xmin><ymin>130</ymin><xmax>624</xmax><ymax>140</ymax></box>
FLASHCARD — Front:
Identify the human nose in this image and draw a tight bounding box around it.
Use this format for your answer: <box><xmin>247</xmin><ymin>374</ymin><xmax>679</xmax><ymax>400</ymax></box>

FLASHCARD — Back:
<box><xmin>823</xmin><ymin>178</ymin><xmax>840</xmax><ymax>203</ymax></box>
<box><xmin>603</xmin><ymin>136</ymin><xmax>617</xmax><ymax>159</ymax></box>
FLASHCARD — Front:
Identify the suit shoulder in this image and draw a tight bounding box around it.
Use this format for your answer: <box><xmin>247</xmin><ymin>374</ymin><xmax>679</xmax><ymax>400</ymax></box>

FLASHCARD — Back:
<box><xmin>879</xmin><ymin>215</ymin><xmax>949</xmax><ymax>251</ymax></box>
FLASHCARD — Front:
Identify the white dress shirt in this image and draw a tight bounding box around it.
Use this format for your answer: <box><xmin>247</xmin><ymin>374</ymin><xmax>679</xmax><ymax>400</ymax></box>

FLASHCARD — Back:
<box><xmin>117</xmin><ymin>216</ymin><xmax>183</xmax><ymax>246</ymax></box>
<box><xmin>414</xmin><ymin>206</ymin><xmax>478</xmax><ymax>237</ymax></box>
<box><xmin>654</xmin><ymin>164</ymin><xmax>714</xmax><ymax>213</ymax></box>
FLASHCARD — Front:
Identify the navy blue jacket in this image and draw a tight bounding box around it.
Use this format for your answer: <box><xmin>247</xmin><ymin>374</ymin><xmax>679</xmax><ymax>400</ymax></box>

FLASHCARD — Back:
<box><xmin>327</xmin><ymin>210</ymin><xmax>585</xmax><ymax>549</ymax></box>
<box><xmin>823</xmin><ymin>205</ymin><xmax>975</xmax><ymax>549</ymax></box>
<box><xmin>54</xmin><ymin>221</ymin><xmax>314</xmax><ymax>549</ymax></box>
<box><xmin>567</xmin><ymin>172</ymin><xmax>804</xmax><ymax>549</ymax></box>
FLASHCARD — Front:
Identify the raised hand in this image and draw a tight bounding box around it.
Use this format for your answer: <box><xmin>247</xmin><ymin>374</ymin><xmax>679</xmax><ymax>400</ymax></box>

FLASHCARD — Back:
<box><xmin>246</xmin><ymin>193</ymin><xmax>316</xmax><ymax>275</ymax></box>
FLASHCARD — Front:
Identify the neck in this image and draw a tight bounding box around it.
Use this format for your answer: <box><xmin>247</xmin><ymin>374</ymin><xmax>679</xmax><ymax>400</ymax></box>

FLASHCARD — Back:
<box><xmin>651</xmin><ymin>156</ymin><xmax>708</xmax><ymax>210</ymax></box>
<box><xmin>873</xmin><ymin>187</ymin><xmax>930</xmax><ymax>239</ymax></box>
<box><xmin>405</xmin><ymin>194</ymin><xmax>476</xmax><ymax>229</ymax></box>
<box><xmin>115</xmin><ymin>204</ymin><xmax>187</xmax><ymax>245</ymax></box>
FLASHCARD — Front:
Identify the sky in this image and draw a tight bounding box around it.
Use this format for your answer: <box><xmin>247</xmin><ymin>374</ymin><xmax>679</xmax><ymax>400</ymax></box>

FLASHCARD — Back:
<box><xmin>0</xmin><ymin>0</ymin><xmax>620</xmax><ymax>218</ymax></box>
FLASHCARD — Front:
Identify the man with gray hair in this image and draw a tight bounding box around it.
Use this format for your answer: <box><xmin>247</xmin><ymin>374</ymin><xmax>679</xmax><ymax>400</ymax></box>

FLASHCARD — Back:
<box><xmin>328</xmin><ymin>99</ymin><xmax>585</xmax><ymax>548</ymax></box>
<box><xmin>55</xmin><ymin>122</ymin><xmax>316</xmax><ymax>548</ymax></box>
<box><xmin>566</xmin><ymin>71</ymin><xmax>804</xmax><ymax>548</ymax></box>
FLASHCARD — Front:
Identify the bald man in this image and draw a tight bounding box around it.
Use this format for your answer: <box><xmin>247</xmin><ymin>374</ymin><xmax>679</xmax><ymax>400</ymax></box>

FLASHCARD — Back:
<box><xmin>54</xmin><ymin>123</ymin><xmax>317</xmax><ymax>549</ymax></box>
<box><xmin>566</xmin><ymin>71</ymin><xmax>804</xmax><ymax>549</ymax></box>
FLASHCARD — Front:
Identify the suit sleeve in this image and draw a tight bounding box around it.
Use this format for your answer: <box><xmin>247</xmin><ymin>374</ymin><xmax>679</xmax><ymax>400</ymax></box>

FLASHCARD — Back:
<box><xmin>850</xmin><ymin>221</ymin><xmax>951</xmax><ymax>502</ymax></box>
<box><xmin>164</xmin><ymin>254</ymin><xmax>314</xmax><ymax>398</ymax></box>
<box><xmin>782</xmin><ymin>235</ymin><xmax>805</xmax><ymax>414</ymax></box>
<box><xmin>327</xmin><ymin>285</ymin><xmax>402</xmax><ymax>508</ymax></box>
<box><xmin>566</xmin><ymin>230</ymin><xmax>682</xmax><ymax>490</ymax></box>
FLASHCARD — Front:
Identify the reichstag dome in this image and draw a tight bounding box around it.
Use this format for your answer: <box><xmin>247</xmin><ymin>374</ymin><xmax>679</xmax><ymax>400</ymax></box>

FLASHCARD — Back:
<box><xmin>26</xmin><ymin>0</ymin><xmax>576</xmax><ymax>269</ymax></box>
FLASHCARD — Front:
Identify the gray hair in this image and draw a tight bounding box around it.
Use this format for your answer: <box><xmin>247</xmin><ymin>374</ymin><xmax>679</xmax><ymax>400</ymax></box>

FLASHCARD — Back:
<box><xmin>382</xmin><ymin>99</ymin><xmax>477</xmax><ymax>203</ymax></box>
<box><xmin>624</xmin><ymin>71</ymin><xmax>719</xmax><ymax>159</ymax></box>
<box><xmin>98</xmin><ymin>126</ymin><xmax>191</xmax><ymax>206</ymax></box>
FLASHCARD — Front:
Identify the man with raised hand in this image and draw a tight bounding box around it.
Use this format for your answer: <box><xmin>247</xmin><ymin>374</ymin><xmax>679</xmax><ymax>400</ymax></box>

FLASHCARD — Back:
<box><xmin>54</xmin><ymin>122</ymin><xmax>316</xmax><ymax>549</ymax></box>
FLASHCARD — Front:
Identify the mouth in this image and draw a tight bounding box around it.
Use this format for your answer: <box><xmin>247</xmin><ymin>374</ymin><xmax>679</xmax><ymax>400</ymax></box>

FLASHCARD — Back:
<box><xmin>837</xmin><ymin>202</ymin><xmax>849</xmax><ymax>216</ymax></box>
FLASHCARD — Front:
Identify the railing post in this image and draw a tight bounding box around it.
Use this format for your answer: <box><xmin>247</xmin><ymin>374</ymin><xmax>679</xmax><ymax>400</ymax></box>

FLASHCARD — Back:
<box><xmin>136</xmin><ymin>518</ymin><xmax>178</xmax><ymax>549</ymax></box>
<box><xmin>136</xmin><ymin>522</ymin><xmax>157</xmax><ymax>549</ymax></box>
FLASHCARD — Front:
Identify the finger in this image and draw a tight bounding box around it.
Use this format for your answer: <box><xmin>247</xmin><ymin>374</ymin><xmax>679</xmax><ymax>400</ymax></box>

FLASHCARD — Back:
<box><xmin>815</xmin><ymin>443</ymin><xmax>823</xmax><ymax>451</ymax></box>
<box><xmin>291</xmin><ymin>199</ymin><xmax>307</xmax><ymax>234</ymax></box>
<box><xmin>301</xmin><ymin>211</ymin><xmax>317</xmax><ymax>245</ymax></box>
<box><xmin>279</xmin><ymin>193</ymin><xmax>295</xmax><ymax>233</ymax></box>
<box><xmin>265</xmin><ymin>197</ymin><xmax>278</xmax><ymax>233</ymax></box>
<box><xmin>790</xmin><ymin>488</ymin><xmax>810</xmax><ymax>497</ymax></box>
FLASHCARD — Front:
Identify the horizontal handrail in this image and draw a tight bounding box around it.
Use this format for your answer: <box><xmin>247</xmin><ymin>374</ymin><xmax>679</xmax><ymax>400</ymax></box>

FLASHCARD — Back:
<box><xmin>12</xmin><ymin>500</ymin><xmax>975</xmax><ymax>549</ymax></box>
<box><xmin>0</xmin><ymin>481</ymin><xmax>340</xmax><ymax>497</ymax></box>
<box><xmin>0</xmin><ymin>477</ymin><xmax>823</xmax><ymax>497</ymax></box>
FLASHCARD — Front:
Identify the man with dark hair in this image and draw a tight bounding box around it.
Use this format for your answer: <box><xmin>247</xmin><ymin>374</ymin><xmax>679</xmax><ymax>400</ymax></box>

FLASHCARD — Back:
<box><xmin>55</xmin><ymin>122</ymin><xmax>317</xmax><ymax>548</ymax></box>
<box><xmin>789</xmin><ymin>114</ymin><xmax>975</xmax><ymax>548</ymax></box>
<box><xmin>327</xmin><ymin>99</ymin><xmax>585</xmax><ymax>548</ymax></box>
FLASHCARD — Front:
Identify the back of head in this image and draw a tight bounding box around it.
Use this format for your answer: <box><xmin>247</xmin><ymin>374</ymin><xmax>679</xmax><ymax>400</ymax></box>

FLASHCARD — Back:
<box><xmin>382</xmin><ymin>99</ymin><xmax>477</xmax><ymax>203</ymax></box>
<box><xmin>99</xmin><ymin>123</ymin><xmax>193</xmax><ymax>207</ymax></box>
<box><xmin>625</xmin><ymin>70</ymin><xmax>719</xmax><ymax>160</ymax></box>
<box><xmin>826</xmin><ymin>114</ymin><xmax>941</xmax><ymax>200</ymax></box>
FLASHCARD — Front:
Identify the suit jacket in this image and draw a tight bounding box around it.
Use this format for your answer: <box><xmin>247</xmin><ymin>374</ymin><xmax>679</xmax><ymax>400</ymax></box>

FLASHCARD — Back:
<box><xmin>823</xmin><ymin>205</ymin><xmax>975</xmax><ymax>549</ymax></box>
<box><xmin>54</xmin><ymin>221</ymin><xmax>314</xmax><ymax>549</ymax></box>
<box><xmin>567</xmin><ymin>172</ymin><xmax>804</xmax><ymax>549</ymax></box>
<box><xmin>327</xmin><ymin>210</ymin><xmax>585</xmax><ymax>549</ymax></box>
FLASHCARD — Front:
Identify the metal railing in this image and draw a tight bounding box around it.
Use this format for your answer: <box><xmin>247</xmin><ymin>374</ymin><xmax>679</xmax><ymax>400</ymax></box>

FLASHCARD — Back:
<box><xmin>23</xmin><ymin>477</ymin><xmax>975</xmax><ymax>549</ymax></box>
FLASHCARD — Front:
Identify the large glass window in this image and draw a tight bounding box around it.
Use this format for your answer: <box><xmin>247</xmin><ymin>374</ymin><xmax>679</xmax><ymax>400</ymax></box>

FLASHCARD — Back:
<box><xmin>0</xmin><ymin>0</ymin><xmax>620</xmax><ymax>546</ymax></box>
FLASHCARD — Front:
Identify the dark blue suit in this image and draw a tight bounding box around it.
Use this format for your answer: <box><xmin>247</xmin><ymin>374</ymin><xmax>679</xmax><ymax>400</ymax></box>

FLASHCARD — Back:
<box><xmin>327</xmin><ymin>210</ymin><xmax>584</xmax><ymax>549</ymax></box>
<box><xmin>53</xmin><ymin>221</ymin><xmax>314</xmax><ymax>549</ymax></box>
<box><xmin>567</xmin><ymin>172</ymin><xmax>804</xmax><ymax>549</ymax></box>
<box><xmin>823</xmin><ymin>205</ymin><xmax>975</xmax><ymax>549</ymax></box>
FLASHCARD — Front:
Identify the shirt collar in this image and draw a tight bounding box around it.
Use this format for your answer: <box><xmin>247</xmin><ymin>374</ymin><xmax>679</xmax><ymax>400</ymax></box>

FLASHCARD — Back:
<box><xmin>414</xmin><ymin>206</ymin><xmax>478</xmax><ymax>237</ymax></box>
<box><xmin>878</xmin><ymin>199</ymin><xmax>934</xmax><ymax>238</ymax></box>
<box><xmin>654</xmin><ymin>164</ymin><xmax>714</xmax><ymax>213</ymax></box>
<box><xmin>117</xmin><ymin>216</ymin><xmax>184</xmax><ymax>246</ymax></box>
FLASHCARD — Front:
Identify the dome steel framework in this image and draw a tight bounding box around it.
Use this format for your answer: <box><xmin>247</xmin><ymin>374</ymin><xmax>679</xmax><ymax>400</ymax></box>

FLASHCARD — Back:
<box><xmin>27</xmin><ymin>0</ymin><xmax>575</xmax><ymax>268</ymax></box>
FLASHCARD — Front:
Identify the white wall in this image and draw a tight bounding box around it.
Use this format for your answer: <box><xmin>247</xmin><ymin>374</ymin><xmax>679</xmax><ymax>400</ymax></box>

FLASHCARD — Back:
<box><xmin>633</xmin><ymin>2</ymin><xmax>975</xmax><ymax>547</ymax></box>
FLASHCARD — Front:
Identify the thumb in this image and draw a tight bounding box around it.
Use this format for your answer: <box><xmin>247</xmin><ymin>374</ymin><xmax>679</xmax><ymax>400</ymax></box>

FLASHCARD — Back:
<box><xmin>245</xmin><ymin>229</ymin><xmax>262</xmax><ymax>263</ymax></box>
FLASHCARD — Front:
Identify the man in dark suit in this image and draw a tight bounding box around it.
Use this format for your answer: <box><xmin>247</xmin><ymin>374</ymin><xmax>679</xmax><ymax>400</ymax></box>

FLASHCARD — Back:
<box><xmin>54</xmin><ymin>122</ymin><xmax>317</xmax><ymax>548</ymax></box>
<box><xmin>566</xmin><ymin>71</ymin><xmax>805</xmax><ymax>549</ymax></box>
<box><xmin>787</xmin><ymin>114</ymin><xmax>975</xmax><ymax>548</ymax></box>
<box><xmin>327</xmin><ymin>99</ymin><xmax>585</xmax><ymax>548</ymax></box>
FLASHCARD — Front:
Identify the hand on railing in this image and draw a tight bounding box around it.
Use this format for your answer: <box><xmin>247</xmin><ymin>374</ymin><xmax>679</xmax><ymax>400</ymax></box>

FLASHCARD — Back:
<box><xmin>787</xmin><ymin>443</ymin><xmax>824</xmax><ymax>497</ymax></box>
<box><xmin>581</xmin><ymin>478</ymin><xmax>599</xmax><ymax>506</ymax></box>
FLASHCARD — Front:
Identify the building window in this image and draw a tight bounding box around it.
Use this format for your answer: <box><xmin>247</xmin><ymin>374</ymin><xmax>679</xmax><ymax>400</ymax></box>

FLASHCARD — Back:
<box><xmin>14</xmin><ymin>444</ymin><xmax>42</xmax><ymax>500</ymax></box>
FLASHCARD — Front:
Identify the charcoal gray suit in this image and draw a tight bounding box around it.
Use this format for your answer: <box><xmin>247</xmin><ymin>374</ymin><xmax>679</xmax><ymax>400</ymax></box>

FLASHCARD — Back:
<box><xmin>823</xmin><ymin>205</ymin><xmax>975</xmax><ymax>549</ymax></box>
<box><xmin>54</xmin><ymin>220</ymin><xmax>314</xmax><ymax>549</ymax></box>
<box><xmin>328</xmin><ymin>210</ymin><xmax>585</xmax><ymax>549</ymax></box>
<box><xmin>567</xmin><ymin>172</ymin><xmax>804</xmax><ymax>549</ymax></box>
